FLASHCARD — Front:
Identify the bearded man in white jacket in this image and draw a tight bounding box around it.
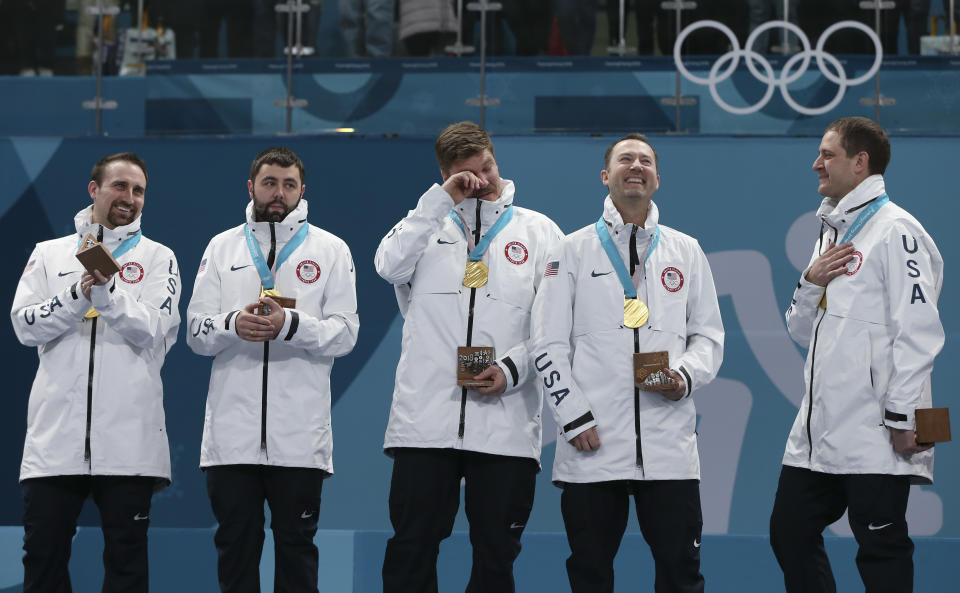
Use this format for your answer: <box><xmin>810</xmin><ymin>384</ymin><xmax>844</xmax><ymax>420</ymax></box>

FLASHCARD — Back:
<box><xmin>11</xmin><ymin>152</ymin><xmax>180</xmax><ymax>593</ymax></box>
<box><xmin>187</xmin><ymin>147</ymin><xmax>358</xmax><ymax>593</ymax></box>
<box><xmin>530</xmin><ymin>134</ymin><xmax>724</xmax><ymax>593</ymax></box>
<box><xmin>375</xmin><ymin>121</ymin><xmax>563</xmax><ymax>593</ymax></box>
<box><xmin>770</xmin><ymin>118</ymin><xmax>945</xmax><ymax>593</ymax></box>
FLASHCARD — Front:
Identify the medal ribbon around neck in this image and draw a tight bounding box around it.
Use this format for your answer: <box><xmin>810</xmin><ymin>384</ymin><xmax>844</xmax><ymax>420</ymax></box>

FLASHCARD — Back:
<box><xmin>449</xmin><ymin>204</ymin><xmax>514</xmax><ymax>288</ymax></box>
<box><xmin>595</xmin><ymin>218</ymin><xmax>660</xmax><ymax>328</ymax></box>
<box><xmin>79</xmin><ymin>230</ymin><xmax>142</xmax><ymax>319</ymax></box>
<box><xmin>244</xmin><ymin>222</ymin><xmax>308</xmax><ymax>293</ymax></box>
<box><xmin>819</xmin><ymin>193</ymin><xmax>888</xmax><ymax>310</ymax></box>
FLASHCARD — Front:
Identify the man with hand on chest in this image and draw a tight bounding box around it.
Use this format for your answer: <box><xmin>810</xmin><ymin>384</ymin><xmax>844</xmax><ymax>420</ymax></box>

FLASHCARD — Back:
<box><xmin>186</xmin><ymin>146</ymin><xmax>359</xmax><ymax>593</ymax></box>
<box><xmin>375</xmin><ymin>121</ymin><xmax>563</xmax><ymax>593</ymax></box>
<box><xmin>11</xmin><ymin>152</ymin><xmax>180</xmax><ymax>593</ymax></box>
<box><xmin>530</xmin><ymin>134</ymin><xmax>724</xmax><ymax>593</ymax></box>
<box><xmin>771</xmin><ymin>117</ymin><xmax>945</xmax><ymax>593</ymax></box>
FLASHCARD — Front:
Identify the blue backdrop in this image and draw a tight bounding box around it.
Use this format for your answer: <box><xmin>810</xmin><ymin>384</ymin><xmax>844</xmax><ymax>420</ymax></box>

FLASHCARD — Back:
<box><xmin>1</xmin><ymin>134</ymin><xmax>956</xmax><ymax>545</ymax></box>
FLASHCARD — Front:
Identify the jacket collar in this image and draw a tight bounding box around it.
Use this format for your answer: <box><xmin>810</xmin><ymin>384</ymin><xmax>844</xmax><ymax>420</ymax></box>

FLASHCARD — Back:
<box><xmin>450</xmin><ymin>179</ymin><xmax>515</xmax><ymax>234</ymax></box>
<box><xmin>601</xmin><ymin>195</ymin><xmax>659</xmax><ymax>242</ymax></box>
<box><xmin>818</xmin><ymin>174</ymin><xmax>886</xmax><ymax>232</ymax></box>
<box><xmin>74</xmin><ymin>205</ymin><xmax>142</xmax><ymax>248</ymax></box>
<box><xmin>245</xmin><ymin>198</ymin><xmax>309</xmax><ymax>245</ymax></box>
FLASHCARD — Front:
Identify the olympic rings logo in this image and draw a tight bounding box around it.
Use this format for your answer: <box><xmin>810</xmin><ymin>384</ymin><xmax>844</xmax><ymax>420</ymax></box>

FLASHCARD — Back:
<box><xmin>673</xmin><ymin>20</ymin><xmax>883</xmax><ymax>116</ymax></box>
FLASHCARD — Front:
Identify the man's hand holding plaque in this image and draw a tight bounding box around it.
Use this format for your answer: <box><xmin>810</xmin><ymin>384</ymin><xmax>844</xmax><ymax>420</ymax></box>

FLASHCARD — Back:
<box><xmin>457</xmin><ymin>346</ymin><xmax>497</xmax><ymax>389</ymax></box>
<box><xmin>634</xmin><ymin>351</ymin><xmax>685</xmax><ymax>401</ymax></box>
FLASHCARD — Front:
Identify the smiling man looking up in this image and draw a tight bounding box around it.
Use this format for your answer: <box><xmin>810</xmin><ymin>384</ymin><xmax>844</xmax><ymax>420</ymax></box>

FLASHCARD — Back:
<box><xmin>187</xmin><ymin>146</ymin><xmax>358</xmax><ymax>593</ymax></box>
<box><xmin>530</xmin><ymin>134</ymin><xmax>724</xmax><ymax>593</ymax></box>
<box><xmin>11</xmin><ymin>152</ymin><xmax>180</xmax><ymax>593</ymax></box>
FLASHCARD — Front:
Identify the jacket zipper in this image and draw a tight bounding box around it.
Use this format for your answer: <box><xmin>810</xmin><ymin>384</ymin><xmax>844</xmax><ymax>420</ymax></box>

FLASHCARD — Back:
<box><xmin>629</xmin><ymin>226</ymin><xmax>643</xmax><ymax>468</ymax></box>
<box><xmin>261</xmin><ymin>223</ymin><xmax>277</xmax><ymax>454</ymax></box>
<box><xmin>458</xmin><ymin>199</ymin><xmax>483</xmax><ymax>439</ymax></box>
<box><xmin>84</xmin><ymin>226</ymin><xmax>103</xmax><ymax>464</ymax></box>
<box><xmin>806</xmin><ymin>224</ymin><xmax>838</xmax><ymax>461</ymax></box>
<box><xmin>84</xmin><ymin>317</ymin><xmax>97</xmax><ymax>463</ymax></box>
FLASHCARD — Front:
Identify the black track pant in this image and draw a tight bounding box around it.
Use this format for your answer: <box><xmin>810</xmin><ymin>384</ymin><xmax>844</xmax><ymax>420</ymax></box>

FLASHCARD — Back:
<box><xmin>206</xmin><ymin>465</ymin><xmax>325</xmax><ymax>593</ymax></box>
<box><xmin>382</xmin><ymin>448</ymin><xmax>537</xmax><ymax>593</ymax></box>
<box><xmin>770</xmin><ymin>465</ymin><xmax>914</xmax><ymax>593</ymax></box>
<box><xmin>22</xmin><ymin>475</ymin><xmax>155</xmax><ymax>593</ymax></box>
<box><xmin>560</xmin><ymin>479</ymin><xmax>704</xmax><ymax>593</ymax></box>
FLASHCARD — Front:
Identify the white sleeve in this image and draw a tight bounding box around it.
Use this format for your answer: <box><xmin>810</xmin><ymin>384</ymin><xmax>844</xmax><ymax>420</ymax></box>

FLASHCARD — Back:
<box><xmin>496</xmin><ymin>220</ymin><xmax>565</xmax><ymax>392</ymax></box>
<box><xmin>273</xmin><ymin>240</ymin><xmax>359</xmax><ymax>357</ymax></box>
<box><xmin>89</xmin><ymin>247</ymin><xmax>181</xmax><ymax>352</ymax></box>
<box><xmin>785</xmin><ymin>241</ymin><xmax>826</xmax><ymax>348</ymax></box>
<box><xmin>374</xmin><ymin>184</ymin><xmax>454</xmax><ymax>285</ymax></box>
<box><xmin>186</xmin><ymin>241</ymin><xmax>243</xmax><ymax>357</ymax></box>
<box><xmin>673</xmin><ymin>242</ymin><xmax>725</xmax><ymax>397</ymax></box>
<box><xmin>530</xmin><ymin>240</ymin><xmax>597</xmax><ymax>441</ymax></box>
<box><xmin>10</xmin><ymin>245</ymin><xmax>90</xmax><ymax>347</ymax></box>
<box><xmin>882</xmin><ymin>223</ymin><xmax>945</xmax><ymax>430</ymax></box>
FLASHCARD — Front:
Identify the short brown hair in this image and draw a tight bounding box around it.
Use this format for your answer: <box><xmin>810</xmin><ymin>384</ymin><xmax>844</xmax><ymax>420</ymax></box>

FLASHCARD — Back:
<box><xmin>604</xmin><ymin>133</ymin><xmax>659</xmax><ymax>171</ymax></box>
<box><xmin>250</xmin><ymin>146</ymin><xmax>305</xmax><ymax>183</ymax></box>
<box><xmin>435</xmin><ymin>121</ymin><xmax>494</xmax><ymax>174</ymax></box>
<box><xmin>91</xmin><ymin>152</ymin><xmax>148</xmax><ymax>186</ymax></box>
<box><xmin>826</xmin><ymin>117</ymin><xmax>891</xmax><ymax>175</ymax></box>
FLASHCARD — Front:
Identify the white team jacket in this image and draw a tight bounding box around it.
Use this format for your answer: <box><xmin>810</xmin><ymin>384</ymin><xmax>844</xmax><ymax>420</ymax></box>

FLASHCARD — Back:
<box><xmin>375</xmin><ymin>181</ymin><xmax>563</xmax><ymax>461</ymax></box>
<box><xmin>531</xmin><ymin>197</ymin><xmax>724</xmax><ymax>483</ymax></box>
<box><xmin>186</xmin><ymin>199</ymin><xmax>359</xmax><ymax>473</ymax></box>
<box><xmin>11</xmin><ymin>206</ymin><xmax>180</xmax><ymax>484</ymax></box>
<box><xmin>783</xmin><ymin>175</ymin><xmax>944</xmax><ymax>484</ymax></box>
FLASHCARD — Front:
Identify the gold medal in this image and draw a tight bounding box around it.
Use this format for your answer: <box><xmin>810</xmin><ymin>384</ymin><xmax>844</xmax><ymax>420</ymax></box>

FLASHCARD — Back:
<box><xmin>623</xmin><ymin>298</ymin><xmax>649</xmax><ymax>328</ymax></box>
<box><xmin>260</xmin><ymin>287</ymin><xmax>282</xmax><ymax>299</ymax></box>
<box><xmin>819</xmin><ymin>293</ymin><xmax>827</xmax><ymax>309</ymax></box>
<box><xmin>84</xmin><ymin>306</ymin><xmax>99</xmax><ymax>319</ymax></box>
<box><xmin>463</xmin><ymin>261</ymin><xmax>489</xmax><ymax>288</ymax></box>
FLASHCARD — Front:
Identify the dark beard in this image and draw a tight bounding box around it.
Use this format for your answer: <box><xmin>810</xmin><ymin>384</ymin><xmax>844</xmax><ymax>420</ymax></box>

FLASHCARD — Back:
<box><xmin>254</xmin><ymin>199</ymin><xmax>295</xmax><ymax>222</ymax></box>
<box><xmin>107</xmin><ymin>206</ymin><xmax>137</xmax><ymax>227</ymax></box>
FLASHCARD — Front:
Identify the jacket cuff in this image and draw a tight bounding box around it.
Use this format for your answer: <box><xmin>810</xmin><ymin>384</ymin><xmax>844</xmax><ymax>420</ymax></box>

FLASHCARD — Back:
<box><xmin>677</xmin><ymin>365</ymin><xmax>693</xmax><ymax>398</ymax></box>
<box><xmin>562</xmin><ymin>411</ymin><xmax>597</xmax><ymax>441</ymax></box>
<box><xmin>883</xmin><ymin>407</ymin><xmax>915</xmax><ymax>431</ymax></box>
<box><xmin>419</xmin><ymin>184</ymin><xmax>456</xmax><ymax>222</ymax></box>
<box><xmin>89</xmin><ymin>278</ymin><xmax>116</xmax><ymax>309</ymax></box>
<box><xmin>795</xmin><ymin>271</ymin><xmax>825</xmax><ymax>307</ymax></box>
<box><xmin>496</xmin><ymin>357</ymin><xmax>520</xmax><ymax>389</ymax></box>
<box><xmin>278</xmin><ymin>309</ymin><xmax>299</xmax><ymax>341</ymax></box>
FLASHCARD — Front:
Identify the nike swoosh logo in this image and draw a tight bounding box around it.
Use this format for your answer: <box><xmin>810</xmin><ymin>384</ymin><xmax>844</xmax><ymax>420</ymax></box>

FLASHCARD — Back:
<box><xmin>230</xmin><ymin>264</ymin><xmax>252</xmax><ymax>271</ymax></box>
<box><xmin>693</xmin><ymin>539</ymin><xmax>701</xmax><ymax>548</ymax></box>
<box><xmin>58</xmin><ymin>271</ymin><xmax>79</xmax><ymax>277</ymax></box>
<box><xmin>509</xmin><ymin>522</ymin><xmax>525</xmax><ymax>529</ymax></box>
<box><xmin>133</xmin><ymin>513</ymin><xmax>149</xmax><ymax>521</ymax></box>
<box><xmin>591</xmin><ymin>270</ymin><xmax>612</xmax><ymax>277</ymax></box>
<box><xmin>437</xmin><ymin>239</ymin><xmax>456</xmax><ymax>245</ymax></box>
<box><xmin>301</xmin><ymin>511</ymin><xmax>314</xmax><ymax>519</ymax></box>
<box><xmin>867</xmin><ymin>522</ymin><xmax>893</xmax><ymax>531</ymax></box>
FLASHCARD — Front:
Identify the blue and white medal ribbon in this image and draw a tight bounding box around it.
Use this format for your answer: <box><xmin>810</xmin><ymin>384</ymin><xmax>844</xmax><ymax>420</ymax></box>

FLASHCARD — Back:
<box><xmin>595</xmin><ymin>218</ymin><xmax>660</xmax><ymax>328</ymax></box>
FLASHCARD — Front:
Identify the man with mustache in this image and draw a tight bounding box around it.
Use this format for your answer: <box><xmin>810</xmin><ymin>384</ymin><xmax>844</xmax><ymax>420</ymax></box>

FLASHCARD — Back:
<box><xmin>530</xmin><ymin>134</ymin><xmax>724</xmax><ymax>593</ymax></box>
<box><xmin>187</xmin><ymin>146</ymin><xmax>359</xmax><ymax>593</ymax></box>
<box><xmin>11</xmin><ymin>152</ymin><xmax>180</xmax><ymax>593</ymax></box>
<box><xmin>375</xmin><ymin>121</ymin><xmax>563</xmax><ymax>593</ymax></box>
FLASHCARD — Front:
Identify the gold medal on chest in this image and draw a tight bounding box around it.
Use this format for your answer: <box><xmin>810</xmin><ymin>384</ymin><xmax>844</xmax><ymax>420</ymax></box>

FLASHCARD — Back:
<box><xmin>463</xmin><ymin>260</ymin><xmax>489</xmax><ymax>288</ymax></box>
<box><xmin>623</xmin><ymin>298</ymin><xmax>649</xmax><ymax>328</ymax></box>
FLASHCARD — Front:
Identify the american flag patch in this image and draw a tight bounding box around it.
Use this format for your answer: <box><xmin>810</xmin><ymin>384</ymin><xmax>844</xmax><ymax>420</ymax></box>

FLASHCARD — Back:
<box><xmin>23</xmin><ymin>259</ymin><xmax>36</xmax><ymax>273</ymax></box>
<box><xmin>544</xmin><ymin>261</ymin><xmax>559</xmax><ymax>277</ymax></box>
<box><xmin>198</xmin><ymin>258</ymin><xmax>207</xmax><ymax>273</ymax></box>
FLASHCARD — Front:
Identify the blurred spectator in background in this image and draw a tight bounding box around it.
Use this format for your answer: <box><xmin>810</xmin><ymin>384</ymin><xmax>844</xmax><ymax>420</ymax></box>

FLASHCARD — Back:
<box><xmin>748</xmin><ymin>0</ymin><xmax>800</xmax><ymax>53</ymax></box>
<box><xmin>12</xmin><ymin>0</ymin><xmax>65</xmax><ymax>75</ymax></box>
<box><xmin>398</xmin><ymin>0</ymin><xmax>457</xmax><ymax>56</ymax></box>
<box><xmin>555</xmin><ymin>0</ymin><xmax>596</xmax><ymax>55</ymax></box>
<box><xmin>880</xmin><ymin>0</ymin><xmax>928</xmax><ymax>54</ymax></box>
<box><xmin>339</xmin><ymin>0</ymin><xmax>396</xmax><ymax>57</ymax></box>
<box><xmin>200</xmin><ymin>0</ymin><xmax>254</xmax><ymax>58</ymax></box>
<box><xmin>77</xmin><ymin>0</ymin><xmax>120</xmax><ymax>71</ymax></box>
<box><xmin>157</xmin><ymin>0</ymin><xmax>199</xmax><ymax>58</ymax></box>
<box><xmin>798</xmin><ymin>0</ymin><xmax>875</xmax><ymax>53</ymax></box>
<box><xmin>501</xmin><ymin>0</ymin><xmax>553</xmax><ymax>55</ymax></box>
<box><xmin>607</xmin><ymin>0</ymin><xmax>669</xmax><ymax>55</ymax></box>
